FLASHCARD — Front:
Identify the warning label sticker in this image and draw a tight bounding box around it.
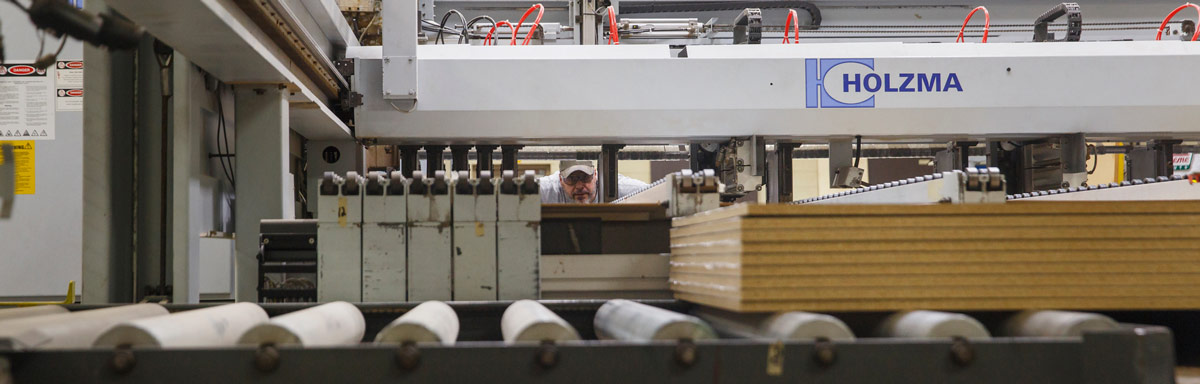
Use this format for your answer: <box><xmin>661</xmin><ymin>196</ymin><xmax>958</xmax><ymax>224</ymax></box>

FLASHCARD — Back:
<box><xmin>56</xmin><ymin>88</ymin><xmax>83</xmax><ymax>111</ymax></box>
<box><xmin>0</xmin><ymin>64</ymin><xmax>55</xmax><ymax>140</ymax></box>
<box><xmin>55</xmin><ymin>61</ymin><xmax>83</xmax><ymax>111</ymax></box>
<box><xmin>0</xmin><ymin>141</ymin><xmax>35</xmax><ymax>195</ymax></box>
<box><xmin>54</xmin><ymin>61</ymin><xmax>83</xmax><ymax>88</ymax></box>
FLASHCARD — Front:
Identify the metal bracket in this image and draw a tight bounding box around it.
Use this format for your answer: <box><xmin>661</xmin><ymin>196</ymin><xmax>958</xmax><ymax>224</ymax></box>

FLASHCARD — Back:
<box><xmin>382</xmin><ymin>0</ymin><xmax>418</xmax><ymax>102</ymax></box>
<box><xmin>339</xmin><ymin>91</ymin><xmax>363</xmax><ymax>111</ymax></box>
<box><xmin>1033</xmin><ymin>3</ymin><xmax>1082</xmax><ymax>42</ymax></box>
<box><xmin>733</xmin><ymin>8</ymin><xmax>762</xmax><ymax>45</ymax></box>
<box><xmin>335</xmin><ymin>59</ymin><xmax>355</xmax><ymax>77</ymax></box>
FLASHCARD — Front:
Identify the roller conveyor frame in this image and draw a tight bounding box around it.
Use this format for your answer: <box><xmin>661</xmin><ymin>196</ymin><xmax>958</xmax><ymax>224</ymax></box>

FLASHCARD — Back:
<box><xmin>1</xmin><ymin>300</ymin><xmax>1189</xmax><ymax>383</ymax></box>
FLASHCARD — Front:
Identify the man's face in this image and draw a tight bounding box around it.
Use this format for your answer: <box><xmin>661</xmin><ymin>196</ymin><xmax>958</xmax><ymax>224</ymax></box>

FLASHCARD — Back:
<box><xmin>561</xmin><ymin>171</ymin><xmax>597</xmax><ymax>203</ymax></box>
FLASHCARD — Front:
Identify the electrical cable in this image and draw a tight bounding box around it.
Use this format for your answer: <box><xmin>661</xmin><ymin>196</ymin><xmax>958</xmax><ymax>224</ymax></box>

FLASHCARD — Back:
<box><xmin>463</xmin><ymin>15</ymin><xmax>497</xmax><ymax>44</ymax></box>
<box><xmin>1087</xmin><ymin>144</ymin><xmax>1098</xmax><ymax>175</ymax></box>
<box><xmin>34</xmin><ymin>29</ymin><xmax>45</xmax><ymax>62</ymax></box>
<box><xmin>783</xmin><ymin>9</ymin><xmax>799</xmax><ymax>43</ymax></box>
<box><xmin>854</xmin><ymin>135</ymin><xmax>862</xmax><ymax>167</ymax></box>
<box><xmin>52</xmin><ymin>33</ymin><xmax>66</xmax><ymax>57</ymax></box>
<box><xmin>956</xmin><ymin>6</ymin><xmax>990</xmax><ymax>43</ymax></box>
<box><xmin>606</xmin><ymin>6</ymin><xmax>620</xmax><ymax>44</ymax></box>
<box><xmin>513</xmin><ymin>3</ymin><xmax>545</xmax><ymax>45</ymax></box>
<box><xmin>5</xmin><ymin>0</ymin><xmax>27</xmax><ymax>13</ymax></box>
<box><xmin>215</xmin><ymin>85</ymin><xmax>235</xmax><ymax>188</ymax></box>
<box><xmin>485</xmin><ymin>21</ymin><xmax>515</xmax><ymax>46</ymax></box>
<box><xmin>436</xmin><ymin>9</ymin><xmax>468</xmax><ymax>44</ymax></box>
<box><xmin>357</xmin><ymin>13</ymin><xmax>378</xmax><ymax>43</ymax></box>
<box><xmin>1157</xmin><ymin>3</ymin><xmax>1200</xmax><ymax>40</ymax></box>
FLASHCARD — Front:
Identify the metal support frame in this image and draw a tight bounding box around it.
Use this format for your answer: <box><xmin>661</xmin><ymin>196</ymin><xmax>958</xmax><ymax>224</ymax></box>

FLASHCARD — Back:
<box><xmin>575</xmin><ymin>0</ymin><xmax>600</xmax><ymax>45</ymax></box>
<box><xmin>450</xmin><ymin>145</ymin><xmax>472</xmax><ymax>172</ymax></box>
<box><xmin>1151</xmin><ymin>140</ymin><xmax>1182</xmax><ymax>178</ymax></box>
<box><xmin>500</xmin><ymin>145</ymin><xmax>523</xmax><ymax>172</ymax></box>
<box><xmin>399</xmin><ymin>146</ymin><xmax>420</xmax><ymax>178</ymax></box>
<box><xmin>829</xmin><ymin>139</ymin><xmax>854</xmax><ymax>187</ymax></box>
<box><xmin>234</xmin><ymin>85</ymin><xmax>293</xmax><ymax>302</ymax></box>
<box><xmin>382</xmin><ymin>0</ymin><xmax>418</xmax><ymax>107</ymax></box>
<box><xmin>476</xmin><ymin>145</ymin><xmax>498</xmax><ymax>178</ymax></box>
<box><xmin>1061</xmin><ymin>133</ymin><xmax>1088</xmax><ymax>188</ymax></box>
<box><xmin>423</xmin><ymin>145</ymin><xmax>447</xmax><ymax>172</ymax></box>
<box><xmin>599</xmin><ymin>144</ymin><xmax>624</xmax><ymax>202</ymax></box>
<box><xmin>768</xmin><ymin>143</ymin><xmax>796</xmax><ymax>203</ymax></box>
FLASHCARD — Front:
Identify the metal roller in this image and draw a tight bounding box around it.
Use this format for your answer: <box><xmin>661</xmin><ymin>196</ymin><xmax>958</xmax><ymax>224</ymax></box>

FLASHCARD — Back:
<box><xmin>237</xmin><ymin>302</ymin><xmax>365</xmax><ymax>347</ymax></box>
<box><xmin>695</xmin><ymin>307</ymin><xmax>854</xmax><ymax>341</ymax></box>
<box><xmin>0</xmin><ymin>304</ymin><xmax>166</xmax><ymax>350</ymax></box>
<box><xmin>877</xmin><ymin>310</ymin><xmax>991</xmax><ymax>339</ymax></box>
<box><xmin>93</xmin><ymin>303</ymin><xmax>268</xmax><ymax>348</ymax></box>
<box><xmin>374</xmin><ymin>301</ymin><xmax>459</xmax><ymax>346</ymax></box>
<box><xmin>0</xmin><ymin>305</ymin><xmax>67</xmax><ymax>322</ymax></box>
<box><xmin>594</xmin><ymin>299</ymin><xmax>716</xmax><ymax>342</ymax></box>
<box><xmin>500</xmin><ymin>300</ymin><xmax>580</xmax><ymax>344</ymax></box>
<box><xmin>1002</xmin><ymin>310</ymin><xmax>1119</xmax><ymax>337</ymax></box>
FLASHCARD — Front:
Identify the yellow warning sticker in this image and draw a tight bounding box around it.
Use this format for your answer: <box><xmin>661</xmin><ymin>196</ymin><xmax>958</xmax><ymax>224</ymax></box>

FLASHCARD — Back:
<box><xmin>337</xmin><ymin>197</ymin><xmax>348</xmax><ymax>227</ymax></box>
<box><xmin>0</xmin><ymin>141</ymin><xmax>35</xmax><ymax>194</ymax></box>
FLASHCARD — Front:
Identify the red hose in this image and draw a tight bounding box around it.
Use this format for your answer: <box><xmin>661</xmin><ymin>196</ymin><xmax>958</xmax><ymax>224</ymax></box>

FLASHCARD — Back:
<box><xmin>956</xmin><ymin>6</ymin><xmax>990</xmax><ymax>43</ymax></box>
<box><xmin>513</xmin><ymin>4</ymin><xmax>545</xmax><ymax>45</ymax></box>
<box><xmin>783</xmin><ymin>9</ymin><xmax>799</xmax><ymax>44</ymax></box>
<box><xmin>484</xmin><ymin>21</ymin><xmax>515</xmax><ymax>46</ymax></box>
<box><xmin>1157</xmin><ymin>3</ymin><xmax>1200</xmax><ymax>41</ymax></box>
<box><xmin>607</xmin><ymin>6</ymin><xmax>620</xmax><ymax>44</ymax></box>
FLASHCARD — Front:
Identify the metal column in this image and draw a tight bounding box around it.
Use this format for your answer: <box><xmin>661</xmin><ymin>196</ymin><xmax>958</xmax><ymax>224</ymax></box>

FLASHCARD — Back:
<box><xmin>500</xmin><ymin>145</ymin><xmax>522</xmax><ymax>172</ymax></box>
<box><xmin>424</xmin><ymin>145</ymin><xmax>446</xmax><ymax>173</ymax></box>
<box><xmin>399</xmin><ymin>145</ymin><xmax>420</xmax><ymax>177</ymax></box>
<box><xmin>234</xmin><ymin>85</ymin><xmax>293</xmax><ymax>302</ymax></box>
<box><xmin>476</xmin><ymin>145</ymin><xmax>497</xmax><ymax>178</ymax></box>
<box><xmin>769</xmin><ymin>143</ymin><xmax>796</xmax><ymax>203</ymax></box>
<box><xmin>600</xmin><ymin>144</ymin><xmax>623</xmax><ymax>202</ymax></box>
<box><xmin>450</xmin><ymin>145</ymin><xmax>471</xmax><ymax>172</ymax></box>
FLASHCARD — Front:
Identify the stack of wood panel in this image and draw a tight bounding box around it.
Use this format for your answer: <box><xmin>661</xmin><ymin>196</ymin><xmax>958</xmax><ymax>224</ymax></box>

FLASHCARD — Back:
<box><xmin>669</xmin><ymin>201</ymin><xmax>1200</xmax><ymax>312</ymax></box>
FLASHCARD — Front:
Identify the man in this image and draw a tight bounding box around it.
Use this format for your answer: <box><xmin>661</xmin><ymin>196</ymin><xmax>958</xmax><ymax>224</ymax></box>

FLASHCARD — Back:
<box><xmin>538</xmin><ymin>160</ymin><xmax>649</xmax><ymax>203</ymax></box>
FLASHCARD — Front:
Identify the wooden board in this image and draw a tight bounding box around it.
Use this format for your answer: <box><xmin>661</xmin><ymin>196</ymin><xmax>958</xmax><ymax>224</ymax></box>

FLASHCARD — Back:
<box><xmin>669</xmin><ymin>272</ymin><xmax>1200</xmax><ymax>288</ymax></box>
<box><xmin>671</xmin><ymin>215</ymin><xmax>1200</xmax><ymax>238</ymax></box>
<box><xmin>671</xmin><ymin>226</ymin><xmax>1192</xmax><ymax>244</ymax></box>
<box><xmin>670</xmin><ymin>282</ymin><xmax>1200</xmax><ymax>300</ymax></box>
<box><xmin>669</xmin><ymin>240</ymin><xmax>1198</xmax><ymax>257</ymax></box>
<box><xmin>672</xmin><ymin>200</ymin><xmax>1200</xmax><ymax>227</ymax></box>
<box><xmin>673</xmin><ymin>291</ymin><xmax>1200</xmax><ymax>312</ymax></box>
<box><xmin>669</xmin><ymin>250</ymin><xmax>1200</xmax><ymax>265</ymax></box>
<box><xmin>671</xmin><ymin>260</ymin><xmax>1200</xmax><ymax>276</ymax></box>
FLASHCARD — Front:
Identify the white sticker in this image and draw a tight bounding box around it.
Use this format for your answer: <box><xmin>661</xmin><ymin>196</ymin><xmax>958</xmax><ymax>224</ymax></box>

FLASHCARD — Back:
<box><xmin>0</xmin><ymin>64</ymin><xmax>55</xmax><ymax>140</ymax></box>
<box><xmin>54</xmin><ymin>61</ymin><xmax>84</xmax><ymax>88</ymax></box>
<box><xmin>56</xmin><ymin>88</ymin><xmax>83</xmax><ymax>111</ymax></box>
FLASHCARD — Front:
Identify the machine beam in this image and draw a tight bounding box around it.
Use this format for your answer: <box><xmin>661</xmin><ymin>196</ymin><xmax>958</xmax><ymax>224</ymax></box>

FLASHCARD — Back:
<box><xmin>353</xmin><ymin>42</ymin><xmax>1200</xmax><ymax>143</ymax></box>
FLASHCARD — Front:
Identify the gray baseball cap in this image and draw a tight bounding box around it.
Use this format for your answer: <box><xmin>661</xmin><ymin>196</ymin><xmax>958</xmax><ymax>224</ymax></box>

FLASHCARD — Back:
<box><xmin>560</xmin><ymin>160</ymin><xmax>596</xmax><ymax>177</ymax></box>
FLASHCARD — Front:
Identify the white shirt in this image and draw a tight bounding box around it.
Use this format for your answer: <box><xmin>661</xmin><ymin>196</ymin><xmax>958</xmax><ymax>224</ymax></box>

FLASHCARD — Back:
<box><xmin>537</xmin><ymin>172</ymin><xmax>650</xmax><ymax>203</ymax></box>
